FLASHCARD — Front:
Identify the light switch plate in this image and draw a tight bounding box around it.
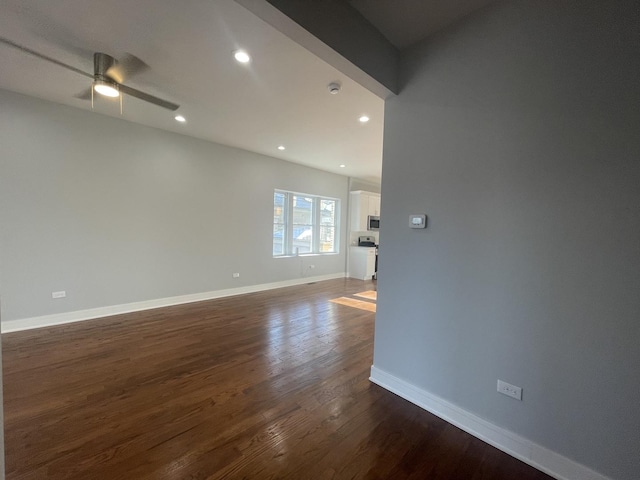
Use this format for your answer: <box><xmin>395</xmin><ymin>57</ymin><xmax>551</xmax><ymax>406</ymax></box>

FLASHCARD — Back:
<box><xmin>409</xmin><ymin>214</ymin><xmax>427</xmax><ymax>229</ymax></box>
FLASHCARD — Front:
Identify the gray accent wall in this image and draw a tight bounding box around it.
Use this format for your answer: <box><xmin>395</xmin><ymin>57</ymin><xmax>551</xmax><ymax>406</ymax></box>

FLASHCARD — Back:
<box><xmin>0</xmin><ymin>89</ymin><xmax>348</xmax><ymax>323</ymax></box>
<box><xmin>374</xmin><ymin>1</ymin><xmax>640</xmax><ymax>479</ymax></box>
<box><xmin>0</xmin><ymin>322</ymin><xmax>3</xmax><ymax>480</ymax></box>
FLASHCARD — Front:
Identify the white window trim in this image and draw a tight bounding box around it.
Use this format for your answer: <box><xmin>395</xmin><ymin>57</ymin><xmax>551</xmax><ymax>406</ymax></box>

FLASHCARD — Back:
<box><xmin>273</xmin><ymin>189</ymin><xmax>340</xmax><ymax>257</ymax></box>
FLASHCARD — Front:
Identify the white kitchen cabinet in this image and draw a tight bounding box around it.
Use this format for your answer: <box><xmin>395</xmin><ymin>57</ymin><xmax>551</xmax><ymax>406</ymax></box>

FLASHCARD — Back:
<box><xmin>349</xmin><ymin>246</ymin><xmax>376</xmax><ymax>280</ymax></box>
<box><xmin>368</xmin><ymin>195</ymin><xmax>380</xmax><ymax>216</ymax></box>
<box><xmin>350</xmin><ymin>192</ymin><xmax>368</xmax><ymax>232</ymax></box>
<box><xmin>350</xmin><ymin>191</ymin><xmax>381</xmax><ymax>231</ymax></box>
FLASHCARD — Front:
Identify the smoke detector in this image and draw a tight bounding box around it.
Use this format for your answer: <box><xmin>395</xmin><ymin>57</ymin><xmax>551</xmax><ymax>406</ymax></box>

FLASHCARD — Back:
<box><xmin>328</xmin><ymin>82</ymin><xmax>341</xmax><ymax>94</ymax></box>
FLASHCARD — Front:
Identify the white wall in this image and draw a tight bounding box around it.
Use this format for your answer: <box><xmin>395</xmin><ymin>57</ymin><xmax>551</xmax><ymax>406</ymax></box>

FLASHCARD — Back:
<box><xmin>0</xmin><ymin>89</ymin><xmax>349</xmax><ymax>325</ymax></box>
<box><xmin>374</xmin><ymin>1</ymin><xmax>640</xmax><ymax>479</ymax></box>
<box><xmin>350</xmin><ymin>178</ymin><xmax>381</xmax><ymax>194</ymax></box>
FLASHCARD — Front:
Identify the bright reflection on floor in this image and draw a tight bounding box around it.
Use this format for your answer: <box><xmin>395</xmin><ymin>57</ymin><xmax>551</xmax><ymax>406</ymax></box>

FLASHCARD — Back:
<box><xmin>264</xmin><ymin>300</ymin><xmax>343</xmax><ymax>385</ymax></box>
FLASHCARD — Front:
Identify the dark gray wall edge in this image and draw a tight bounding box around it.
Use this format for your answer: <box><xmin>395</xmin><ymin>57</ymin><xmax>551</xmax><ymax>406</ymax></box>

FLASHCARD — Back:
<box><xmin>235</xmin><ymin>0</ymin><xmax>397</xmax><ymax>99</ymax></box>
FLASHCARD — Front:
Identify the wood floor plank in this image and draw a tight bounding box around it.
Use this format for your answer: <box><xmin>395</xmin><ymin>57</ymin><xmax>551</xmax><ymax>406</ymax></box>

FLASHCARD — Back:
<box><xmin>2</xmin><ymin>278</ymin><xmax>553</xmax><ymax>480</ymax></box>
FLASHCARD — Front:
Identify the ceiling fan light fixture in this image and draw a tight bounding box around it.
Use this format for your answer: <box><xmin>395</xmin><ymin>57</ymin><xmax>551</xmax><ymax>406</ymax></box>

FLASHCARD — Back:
<box><xmin>234</xmin><ymin>50</ymin><xmax>251</xmax><ymax>64</ymax></box>
<box><xmin>93</xmin><ymin>80</ymin><xmax>119</xmax><ymax>97</ymax></box>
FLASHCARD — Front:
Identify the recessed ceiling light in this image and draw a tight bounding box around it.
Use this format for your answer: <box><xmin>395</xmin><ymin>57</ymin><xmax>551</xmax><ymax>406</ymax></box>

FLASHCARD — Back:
<box><xmin>93</xmin><ymin>80</ymin><xmax>119</xmax><ymax>98</ymax></box>
<box><xmin>278</xmin><ymin>145</ymin><xmax>285</xmax><ymax>151</ymax></box>
<box><xmin>339</xmin><ymin>164</ymin><xmax>346</xmax><ymax>168</ymax></box>
<box><xmin>234</xmin><ymin>50</ymin><xmax>251</xmax><ymax>63</ymax></box>
<box><xmin>359</xmin><ymin>115</ymin><xmax>370</xmax><ymax>123</ymax></box>
<box><xmin>175</xmin><ymin>115</ymin><xmax>186</xmax><ymax>123</ymax></box>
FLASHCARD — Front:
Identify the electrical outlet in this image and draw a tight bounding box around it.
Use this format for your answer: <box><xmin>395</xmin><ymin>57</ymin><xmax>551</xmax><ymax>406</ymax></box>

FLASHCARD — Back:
<box><xmin>497</xmin><ymin>380</ymin><xmax>522</xmax><ymax>401</ymax></box>
<box><xmin>308</xmin><ymin>264</ymin><xmax>315</xmax><ymax>269</ymax></box>
<box><xmin>232</xmin><ymin>272</ymin><xmax>240</xmax><ymax>278</ymax></box>
<box><xmin>52</xmin><ymin>291</ymin><xmax>66</xmax><ymax>299</ymax></box>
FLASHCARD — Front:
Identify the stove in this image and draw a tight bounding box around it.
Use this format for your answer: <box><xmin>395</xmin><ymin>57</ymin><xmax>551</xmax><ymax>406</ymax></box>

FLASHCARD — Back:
<box><xmin>357</xmin><ymin>236</ymin><xmax>378</xmax><ymax>280</ymax></box>
<box><xmin>358</xmin><ymin>235</ymin><xmax>377</xmax><ymax>247</ymax></box>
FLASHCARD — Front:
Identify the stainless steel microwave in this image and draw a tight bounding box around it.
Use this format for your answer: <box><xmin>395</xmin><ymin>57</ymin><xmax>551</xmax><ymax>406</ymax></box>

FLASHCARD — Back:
<box><xmin>367</xmin><ymin>215</ymin><xmax>380</xmax><ymax>230</ymax></box>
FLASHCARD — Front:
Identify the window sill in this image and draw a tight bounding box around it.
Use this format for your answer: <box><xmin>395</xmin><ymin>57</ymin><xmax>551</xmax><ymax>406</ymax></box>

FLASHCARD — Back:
<box><xmin>273</xmin><ymin>252</ymin><xmax>339</xmax><ymax>259</ymax></box>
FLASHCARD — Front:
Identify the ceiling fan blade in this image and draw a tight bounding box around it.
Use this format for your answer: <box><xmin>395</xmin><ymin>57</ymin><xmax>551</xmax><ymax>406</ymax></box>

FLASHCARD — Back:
<box><xmin>119</xmin><ymin>84</ymin><xmax>180</xmax><ymax>111</ymax></box>
<box><xmin>106</xmin><ymin>53</ymin><xmax>149</xmax><ymax>84</ymax></box>
<box><xmin>74</xmin><ymin>88</ymin><xmax>93</xmax><ymax>100</ymax></box>
<box><xmin>19</xmin><ymin>8</ymin><xmax>95</xmax><ymax>59</ymax></box>
<box><xmin>0</xmin><ymin>36</ymin><xmax>93</xmax><ymax>79</ymax></box>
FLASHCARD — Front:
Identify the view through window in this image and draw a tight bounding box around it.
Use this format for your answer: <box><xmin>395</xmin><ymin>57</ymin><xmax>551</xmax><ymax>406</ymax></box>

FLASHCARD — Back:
<box><xmin>273</xmin><ymin>190</ymin><xmax>339</xmax><ymax>256</ymax></box>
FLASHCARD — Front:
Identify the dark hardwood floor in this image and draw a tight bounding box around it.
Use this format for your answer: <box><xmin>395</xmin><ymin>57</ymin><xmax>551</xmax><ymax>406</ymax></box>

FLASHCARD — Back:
<box><xmin>2</xmin><ymin>278</ymin><xmax>553</xmax><ymax>479</ymax></box>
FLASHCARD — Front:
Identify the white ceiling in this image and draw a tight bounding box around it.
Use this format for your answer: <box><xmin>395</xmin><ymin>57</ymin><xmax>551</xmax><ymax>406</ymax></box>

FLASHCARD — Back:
<box><xmin>0</xmin><ymin>0</ymin><xmax>500</xmax><ymax>184</ymax></box>
<box><xmin>0</xmin><ymin>0</ymin><xmax>385</xmax><ymax>183</ymax></box>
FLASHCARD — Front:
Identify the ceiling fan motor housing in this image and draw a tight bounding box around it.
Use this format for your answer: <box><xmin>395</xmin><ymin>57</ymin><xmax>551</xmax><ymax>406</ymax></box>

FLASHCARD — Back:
<box><xmin>94</xmin><ymin>52</ymin><xmax>117</xmax><ymax>83</ymax></box>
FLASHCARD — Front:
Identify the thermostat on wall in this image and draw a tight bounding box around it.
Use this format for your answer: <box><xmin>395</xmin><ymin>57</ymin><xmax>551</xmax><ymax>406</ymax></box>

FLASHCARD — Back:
<box><xmin>409</xmin><ymin>214</ymin><xmax>427</xmax><ymax>229</ymax></box>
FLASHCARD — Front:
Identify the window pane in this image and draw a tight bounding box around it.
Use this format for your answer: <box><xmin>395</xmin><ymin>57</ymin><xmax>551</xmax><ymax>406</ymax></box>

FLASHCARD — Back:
<box><xmin>293</xmin><ymin>226</ymin><xmax>313</xmax><ymax>254</ymax></box>
<box><xmin>320</xmin><ymin>199</ymin><xmax>336</xmax><ymax>225</ymax></box>
<box><xmin>292</xmin><ymin>195</ymin><xmax>313</xmax><ymax>254</ymax></box>
<box><xmin>293</xmin><ymin>195</ymin><xmax>313</xmax><ymax>225</ymax></box>
<box><xmin>274</xmin><ymin>192</ymin><xmax>285</xmax><ymax>224</ymax></box>
<box><xmin>319</xmin><ymin>226</ymin><xmax>335</xmax><ymax>252</ymax></box>
<box><xmin>273</xmin><ymin>224</ymin><xmax>285</xmax><ymax>255</ymax></box>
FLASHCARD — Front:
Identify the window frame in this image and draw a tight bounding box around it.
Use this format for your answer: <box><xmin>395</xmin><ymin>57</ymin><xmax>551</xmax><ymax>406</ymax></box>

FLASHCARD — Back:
<box><xmin>273</xmin><ymin>189</ymin><xmax>340</xmax><ymax>257</ymax></box>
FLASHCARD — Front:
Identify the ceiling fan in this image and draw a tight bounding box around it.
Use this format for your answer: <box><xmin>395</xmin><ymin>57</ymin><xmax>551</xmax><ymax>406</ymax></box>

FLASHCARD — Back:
<box><xmin>0</xmin><ymin>36</ymin><xmax>179</xmax><ymax>111</ymax></box>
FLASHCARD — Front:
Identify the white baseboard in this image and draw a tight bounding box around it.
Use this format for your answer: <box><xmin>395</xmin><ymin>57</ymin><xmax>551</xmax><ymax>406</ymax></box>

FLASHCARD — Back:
<box><xmin>1</xmin><ymin>273</ymin><xmax>345</xmax><ymax>333</ymax></box>
<box><xmin>369</xmin><ymin>366</ymin><xmax>611</xmax><ymax>480</ymax></box>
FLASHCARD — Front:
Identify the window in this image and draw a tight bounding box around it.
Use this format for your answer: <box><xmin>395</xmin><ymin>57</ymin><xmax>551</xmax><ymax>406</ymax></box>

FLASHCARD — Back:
<box><xmin>273</xmin><ymin>190</ymin><xmax>339</xmax><ymax>256</ymax></box>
